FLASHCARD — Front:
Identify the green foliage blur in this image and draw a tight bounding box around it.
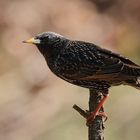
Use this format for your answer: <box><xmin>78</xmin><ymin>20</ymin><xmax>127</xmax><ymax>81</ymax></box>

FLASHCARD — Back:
<box><xmin>0</xmin><ymin>0</ymin><xmax>140</xmax><ymax>140</ymax></box>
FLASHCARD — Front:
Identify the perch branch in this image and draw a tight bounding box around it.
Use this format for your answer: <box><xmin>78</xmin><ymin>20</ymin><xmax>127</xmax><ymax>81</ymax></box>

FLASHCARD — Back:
<box><xmin>73</xmin><ymin>89</ymin><xmax>106</xmax><ymax>140</ymax></box>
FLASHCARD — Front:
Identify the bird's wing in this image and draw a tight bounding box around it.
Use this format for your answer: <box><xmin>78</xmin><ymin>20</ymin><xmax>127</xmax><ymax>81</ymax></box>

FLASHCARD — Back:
<box><xmin>94</xmin><ymin>44</ymin><xmax>140</xmax><ymax>68</ymax></box>
<box><xmin>91</xmin><ymin>44</ymin><xmax>140</xmax><ymax>78</ymax></box>
<box><xmin>56</xmin><ymin>41</ymin><xmax>138</xmax><ymax>80</ymax></box>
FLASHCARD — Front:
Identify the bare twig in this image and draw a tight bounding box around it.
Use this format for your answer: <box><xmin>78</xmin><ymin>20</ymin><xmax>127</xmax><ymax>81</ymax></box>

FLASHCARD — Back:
<box><xmin>88</xmin><ymin>89</ymin><xmax>104</xmax><ymax>140</ymax></box>
<box><xmin>73</xmin><ymin>89</ymin><xmax>105</xmax><ymax>140</ymax></box>
<box><xmin>73</xmin><ymin>104</ymin><xmax>89</xmax><ymax>118</ymax></box>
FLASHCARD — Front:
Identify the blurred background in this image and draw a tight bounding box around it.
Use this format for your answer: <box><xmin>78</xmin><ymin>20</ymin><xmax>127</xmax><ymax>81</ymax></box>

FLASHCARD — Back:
<box><xmin>1</xmin><ymin>0</ymin><xmax>140</xmax><ymax>139</ymax></box>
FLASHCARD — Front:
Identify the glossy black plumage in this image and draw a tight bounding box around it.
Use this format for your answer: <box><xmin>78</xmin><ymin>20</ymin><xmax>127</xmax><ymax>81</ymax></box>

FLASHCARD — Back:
<box><xmin>25</xmin><ymin>32</ymin><xmax>140</xmax><ymax>93</ymax></box>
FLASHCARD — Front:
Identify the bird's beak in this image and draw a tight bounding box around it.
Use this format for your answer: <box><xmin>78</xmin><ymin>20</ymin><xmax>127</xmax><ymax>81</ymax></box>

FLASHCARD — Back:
<box><xmin>23</xmin><ymin>38</ymin><xmax>40</xmax><ymax>44</ymax></box>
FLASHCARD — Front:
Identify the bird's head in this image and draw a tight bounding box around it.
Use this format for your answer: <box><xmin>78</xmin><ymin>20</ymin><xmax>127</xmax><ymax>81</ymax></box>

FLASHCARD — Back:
<box><xmin>23</xmin><ymin>32</ymin><xmax>66</xmax><ymax>57</ymax></box>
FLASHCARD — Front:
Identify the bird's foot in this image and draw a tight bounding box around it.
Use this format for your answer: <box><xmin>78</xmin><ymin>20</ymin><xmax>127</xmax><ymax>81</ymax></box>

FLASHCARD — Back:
<box><xmin>86</xmin><ymin>111</ymin><xmax>107</xmax><ymax>126</ymax></box>
<box><xmin>86</xmin><ymin>95</ymin><xmax>108</xmax><ymax>126</ymax></box>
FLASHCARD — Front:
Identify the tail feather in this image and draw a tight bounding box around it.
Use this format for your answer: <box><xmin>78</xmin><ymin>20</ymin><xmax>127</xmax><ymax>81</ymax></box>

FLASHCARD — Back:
<box><xmin>136</xmin><ymin>77</ymin><xmax>140</xmax><ymax>89</ymax></box>
<box><xmin>122</xmin><ymin>65</ymin><xmax>140</xmax><ymax>89</ymax></box>
<box><xmin>125</xmin><ymin>77</ymin><xmax>140</xmax><ymax>90</ymax></box>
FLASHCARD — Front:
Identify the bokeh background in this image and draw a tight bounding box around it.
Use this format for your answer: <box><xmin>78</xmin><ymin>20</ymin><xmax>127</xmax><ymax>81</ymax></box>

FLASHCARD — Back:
<box><xmin>1</xmin><ymin>0</ymin><xmax>140</xmax><ymax>140</ymax></box>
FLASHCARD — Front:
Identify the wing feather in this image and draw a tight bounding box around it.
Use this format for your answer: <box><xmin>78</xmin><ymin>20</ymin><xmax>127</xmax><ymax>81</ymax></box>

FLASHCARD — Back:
<box><xmin>94</xmin><ymin>45</ymin><xmax>139</xmax><ymax>67</ymax></box>
<box><xmin>56</xmin><ymin>41</ymin><xmax>138</xmax><ymax>80</ymax></box>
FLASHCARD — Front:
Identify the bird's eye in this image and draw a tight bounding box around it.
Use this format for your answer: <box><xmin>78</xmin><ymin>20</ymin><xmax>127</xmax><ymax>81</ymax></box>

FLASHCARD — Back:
<box><xmin>35</xmin><ymin>36</ymin><xmax>40</xmax><ymax>40</ymax></box>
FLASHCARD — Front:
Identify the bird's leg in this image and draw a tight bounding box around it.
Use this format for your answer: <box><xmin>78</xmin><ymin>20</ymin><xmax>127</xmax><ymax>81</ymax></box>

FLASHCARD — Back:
<box><xmin>86</xmin><ymin>94</ymin><xmax>108</xmax><ymax>126</ymax></box>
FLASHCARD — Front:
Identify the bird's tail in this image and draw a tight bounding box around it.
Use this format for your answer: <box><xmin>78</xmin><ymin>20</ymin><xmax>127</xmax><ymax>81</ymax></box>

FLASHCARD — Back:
<box><xmin>122</xmin><ymin>65</ymin><xmax>140</xmax><ymax>89</ymax></box>
<box><xmin>124</xmin><ymin>78</ymin><xmax>140</xmax><ymax>89</ymax></box>
<box><xmin>124</xmin><ymin>78</ymin><xmax>140</xmax><ymax>90</ymax></box>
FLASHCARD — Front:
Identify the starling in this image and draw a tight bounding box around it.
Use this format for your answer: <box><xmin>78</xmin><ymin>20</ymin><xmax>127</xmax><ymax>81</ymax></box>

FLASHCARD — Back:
<box><xmin>23</xmin><ymin>32</ymin><xmax>140</xmax><ymax>124</ymax></box>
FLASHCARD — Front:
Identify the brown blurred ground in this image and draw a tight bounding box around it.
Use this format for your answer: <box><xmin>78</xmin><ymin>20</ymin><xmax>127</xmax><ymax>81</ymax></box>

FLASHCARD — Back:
<box><xmin>0</xmin><ymin>0</ymin><xmax>140</xmax><ymax>140</ymax></box>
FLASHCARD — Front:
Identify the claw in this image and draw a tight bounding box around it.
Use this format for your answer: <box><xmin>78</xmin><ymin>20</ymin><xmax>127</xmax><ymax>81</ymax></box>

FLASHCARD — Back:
<box><xmin>86</xmin><ymin>95</ymin><xmax>108</xmax><ymax>126</ymax></box>
<box><xmin>97</xmin><ymin>112</ymin><xmax>108</xmax><ymax>122</ymax></box>
<box><xmin>86</xmin><ymin>111</ymin><xmax>107</xmax><ymax>126</ymax></box>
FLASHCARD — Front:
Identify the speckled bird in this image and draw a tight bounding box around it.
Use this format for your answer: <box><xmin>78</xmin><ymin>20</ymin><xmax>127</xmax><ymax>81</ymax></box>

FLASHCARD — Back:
<box><xmin>23</xmin><ymin>32</ymin><xmax>140</xmax><ymax>124</ymax></box>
